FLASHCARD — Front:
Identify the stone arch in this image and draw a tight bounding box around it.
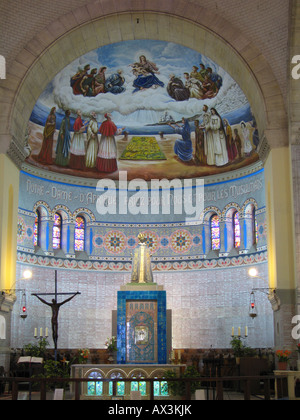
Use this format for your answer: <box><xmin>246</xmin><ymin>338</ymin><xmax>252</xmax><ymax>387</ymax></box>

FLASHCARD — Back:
<box><xmin>73</xmin><ymin>208</ymin><xmax>96</xmax><ymax>223</ymax></box>
<box><xmin>223</xmin><ymin>203</ymin><xmax>242</xmax><ymax>252</ymax></box>
<box><xmin>149</xmin><ymin>369</ymin><xmax>168</xmax><ymax>378</ymax></box>
<box><xmin>1</xmin><ymin>2</ymin><xmax>287</xmax><ymax>165</ymax></box>
<box><xmin>128</xmin><ymin>368</ymin><xmax>149</xmax><ymax>378</ymax></box>
<box><xmin>242</xmin><ymin>198</ymin><xmax>259</xmax><ymax>216</ymax></box>
<box><xmin>222</xmin><ymin>202</ymin><xmax>241</xmax><ymax>219</ymax></box>
<box><xmin>84</xmin><ymin>367</ymin><xmax>105</xmax><ymax>378</ymax></box>
<box><xmin>203</xmin><ymin>206</ymin><xmax>222</xmax><ymax>223</ymax></box>
<box><xmin>106</xmin><ymin>368</ymin><xmax>127</xmax><ymax>378</ymax></box>
<box><xmin>51</xmin><ymin>204</ymin><xmax>72</xmax><ymax>220</ymax></box>
<box><xmin>242</xmin><ymin>198</ymin><xmax>259</xmax><ymax>250</ymax></box>
<box><xmin>33</xmin><ymin>201</ymin><xmax>51</xmax><ymax>218</ymax></box>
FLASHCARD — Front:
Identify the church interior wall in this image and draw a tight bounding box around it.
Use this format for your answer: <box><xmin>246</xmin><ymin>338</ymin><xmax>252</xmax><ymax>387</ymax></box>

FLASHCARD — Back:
<box><xmin>11</xmin><ymin>260</ymin><xmax>273</xmax><ymax>352</ymax></box>
<box><xmin>1</xmin><ymin>0</ymin><xmax>297</xmax><ymax>371</ymax></box>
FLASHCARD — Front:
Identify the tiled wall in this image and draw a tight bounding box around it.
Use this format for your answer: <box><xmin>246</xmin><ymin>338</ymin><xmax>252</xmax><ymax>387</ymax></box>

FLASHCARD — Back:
<box><xmin>11</xmin><ymin>261</ymin><xmax>273</xmax><ymax>351</ymax></box>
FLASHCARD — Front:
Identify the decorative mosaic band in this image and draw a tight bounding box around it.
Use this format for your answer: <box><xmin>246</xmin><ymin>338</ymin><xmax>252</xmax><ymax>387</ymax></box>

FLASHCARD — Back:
<box><xmin>17</xmin><ymin>250</ymin><xmax>267</xmax><ymax>272</ymax></box>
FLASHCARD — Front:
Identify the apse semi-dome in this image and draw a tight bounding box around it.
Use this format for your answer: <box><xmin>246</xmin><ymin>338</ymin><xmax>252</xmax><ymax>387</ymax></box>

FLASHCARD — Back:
<box><xmin>24</xmin><ymin>39</ymin><xmax>260</xmax><ymax>181</ymax></box>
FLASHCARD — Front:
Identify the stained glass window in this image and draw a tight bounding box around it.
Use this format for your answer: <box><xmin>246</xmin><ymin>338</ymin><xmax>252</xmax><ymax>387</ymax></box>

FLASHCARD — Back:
<box><xmin>154</xmin><ymin>380</ymin><xmax>169</xmax><ymax>396</ymax></box>
<box><xmin>75</xmin><ymin>216</ymin><xmax>85</xmax><ymax>251</ymax></box>
<box><xmin>255</xmin><ymin>220</ymin><xmax>258</xmax><ymax>244</ymax></box>
<box><xmin>252</xmin><ymin>208</ymin><xmax>258</xmax><ymax>245</ymax></box>
<box><xmin>233</xmin><ymin>212</ymin><xmax>241</xmax><ymax>248</ymax></box>
<box><xmin>131</xmin><ymin>377</ymin><xmax>147</xmax><ymax>396</ymax></box>
<box><xmin>53</xmin><ymin>213</ymin><xmax>62</xmax><ymax>250</ymax></box>
<box><xmin>211</xmin><ymin>215</ymin><xmax>220</xmax><ymax>250</ymax></box>
<box><xmin>109</xmin><ymin>373</ymin><xmax>125</xmax><ymax>396</ymax></box>
<box><xmin>87</xmin><ymin>371</ymin><xmax>103</xmax><ymax>396</ymax></box>
<box><xmin>34</xmin><ymin>210</ymin><xmax>40</xmax><ymax>247</ymax></box>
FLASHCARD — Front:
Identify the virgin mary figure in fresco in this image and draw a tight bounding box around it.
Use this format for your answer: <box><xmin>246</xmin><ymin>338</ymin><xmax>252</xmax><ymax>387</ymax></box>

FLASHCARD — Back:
<box><xmin>131</xmin><ymin>55</ymin><xmax>164</xmax><ymax>93</ymax></box>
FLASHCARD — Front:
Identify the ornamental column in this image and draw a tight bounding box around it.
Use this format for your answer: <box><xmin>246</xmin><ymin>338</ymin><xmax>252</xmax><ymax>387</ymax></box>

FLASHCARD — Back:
<box><xmin>0</xmin><ymin>154</ymin><xmax>20</xmax><ymax>369</ymax></box>
<box><xmin>264</xmin><ymin>146</ymin><xmax>296</xmax><ymax>350</ymax></box>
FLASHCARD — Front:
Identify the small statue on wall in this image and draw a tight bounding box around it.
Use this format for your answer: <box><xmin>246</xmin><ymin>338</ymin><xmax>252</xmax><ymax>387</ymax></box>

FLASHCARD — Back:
<box><xmin>130</xmin><ymin>233</ymin><xmax>154</xmax><ymax>284</ymax></box>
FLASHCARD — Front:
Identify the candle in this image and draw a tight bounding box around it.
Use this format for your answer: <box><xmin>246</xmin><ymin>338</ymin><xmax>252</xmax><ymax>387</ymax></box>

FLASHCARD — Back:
<box><xmin>40</xmin><ymin>327</ymin><xmax>43</xmax><ymax>337</ymax></box>
<box><xmin>231</xmin><ymin>327</ymin><xmax>234</xmax><ymax>336</ymax></box>
<box><xmin>45</xmin><ymin>328</ymin><xmax>48</xmax><ymax>337</ymax></box>
<box><xmin>245</xmin><ymin>326</ymin><xmax>248</xmax><ymax>337</ymax></box>
<box><xmin>178</xmin><ymin>350</ymin><xmax>181</xmax><ymax>361</ymax></box>
<box><xmin>34</xmin><ymin>328</ymin><xmax>37</xmax><ymax>337</ymax></box>
<box><xmin>238</xmin><ymin>327</ymin><xmax>241</xmax><ymax>337</ymax></box>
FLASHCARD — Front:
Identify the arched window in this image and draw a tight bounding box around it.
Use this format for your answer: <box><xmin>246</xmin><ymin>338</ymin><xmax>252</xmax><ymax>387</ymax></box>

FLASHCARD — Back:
<box><xmin>153</xmin><ymin>377</ymin><xmax>169</xmax><ymax>397</ymax></box>
<box><xmin>53</xmin><ymin>213</ymin><xmax>62</xmax><ymax>250</ymax></box>
<box><xmin>34</xmin><ymin>209</ymin><xmax>41</xmax><ymax>247</ymax></box>
<box><xmin>210</xmin><ymin>214</ymin><xmax>220</xmax><ymax>250</ymax></box>
<box><xmin>109</xmin><ymin>372</ymin><xmax>125</xmax><ymax>396</ymax></box>
<box><xmin>75</xmin><ymin>216</ymin><xmax>85</xmax><ymax>251</ymax></box>
<box><xmin>87</xmin><ymin>371</ymin><xmax>103</xmax><ymax>396</ymax></box>
<box><xmin>252</xmin><ymin>208</ymin><xmax>258</xmax><ymax>245</ymax></box>
<box><xmin>130</xmin><ymin>373</ymin><xmax>147</xmax><ymax>396</ymax></box>
<box><xmin>233</xmin><ymin>211</ymin><xmax>241</xmax><ymax>248</ymax></box>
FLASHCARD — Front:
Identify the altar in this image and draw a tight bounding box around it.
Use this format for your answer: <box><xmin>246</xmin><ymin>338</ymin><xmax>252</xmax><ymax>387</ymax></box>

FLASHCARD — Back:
<box><xmin>71</xmin><ymin>234</ymin><xmax>177</xmax><ymax>399</ymax></box>
<box><xmin>71</xmin><ymin>363</ymin><xmax>184</xmax><ymax>400</ymax></box>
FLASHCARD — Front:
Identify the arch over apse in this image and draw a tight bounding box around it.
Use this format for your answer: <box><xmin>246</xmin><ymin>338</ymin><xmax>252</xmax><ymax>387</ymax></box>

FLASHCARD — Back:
<box><xmin>0</xmin><ymin>1</ymin><xmax>286</xmax><ymax>168</ymax></box>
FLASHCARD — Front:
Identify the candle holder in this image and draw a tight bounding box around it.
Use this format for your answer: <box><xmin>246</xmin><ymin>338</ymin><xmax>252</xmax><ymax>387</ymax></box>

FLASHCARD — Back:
<box><xmin>34</xmin><ymin>327</ymin><xmax>49</xmax><ymax>340</ymax></box>
<box><xmin>231</xmin><ymin>326</ymin><xmax>248</xmax><ymax>340</ymax></box>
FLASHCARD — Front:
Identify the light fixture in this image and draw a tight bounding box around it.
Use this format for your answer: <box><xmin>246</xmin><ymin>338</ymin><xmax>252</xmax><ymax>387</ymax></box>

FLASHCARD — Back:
<box><xmin>249</xmin><ymin>291</ymin><xmax>257</xmax><ymax>319</ymax></box>
<box><xmin>247</xmin><ymin>267</ymin><xmax>280</xmax><ymax>311</ymax></box>
<box><xmin>248</xmin><ymin>267</ymin><xmax>258</xmax><ymax>277</ymax></box>
<box><xmin>23</xmin><ymin>269</ymin><xmax>32</xmax><ymax>279</ymax></box>
<box><xmin>20</xmin><ymin>291</ymin><xmax>27</xmax><ymax>319</ymax></box>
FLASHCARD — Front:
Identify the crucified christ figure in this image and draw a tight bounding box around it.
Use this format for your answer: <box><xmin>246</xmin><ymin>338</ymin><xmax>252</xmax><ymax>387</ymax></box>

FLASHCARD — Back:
<box><xmin>32</xmin><ymin>270</ymin><xmax>80</xmax><ymax>360</ymax></box>
<box><xmin>32</xmin><ymin>292</ymin><xmax>80</xmax><ymax>350</ymax></box>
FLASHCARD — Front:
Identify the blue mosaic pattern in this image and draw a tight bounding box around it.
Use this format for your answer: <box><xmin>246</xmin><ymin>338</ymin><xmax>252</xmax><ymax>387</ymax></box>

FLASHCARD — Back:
<box><xmin>117</xmin><ymin>291</ymin><xmax>167</xmax><ymax>364</ymax></box>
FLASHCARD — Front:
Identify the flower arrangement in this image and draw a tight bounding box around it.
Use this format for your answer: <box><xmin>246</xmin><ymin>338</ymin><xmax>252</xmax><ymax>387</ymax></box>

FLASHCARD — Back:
<box><xmin>276</xmin><ymin>349</ymin><xmax>291</xmax><ymax>362</ymax></box>
<box><xmin>105</xmin><ymin>336</ymin><xmax>117</xmax><ymax>353</ymax></box>
<box><xmin>78</xmin><ymin>348</ymin><xmax>90</xmax><ymax>364</ymax></box>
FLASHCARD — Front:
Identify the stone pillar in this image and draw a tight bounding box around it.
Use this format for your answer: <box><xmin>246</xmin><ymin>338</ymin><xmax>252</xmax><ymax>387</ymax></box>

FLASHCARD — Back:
<box><xmin>39</xmin><ymin>214</ymin><xmax>53</xmax><ymax>253</ymax></box>
<box><xmin>289</xmin><ymin>0</ymin><xmax>300</xmax><ymax>351</ymax></box>
<box><xmin>264</xmin><ymin>147</ymin><xmax>296</xmax><ymax>350</ymax></box>
<box><xmin>0</xmin><ymin>154</ymin><xmax>19</xmax><ymax>370</ymax></box>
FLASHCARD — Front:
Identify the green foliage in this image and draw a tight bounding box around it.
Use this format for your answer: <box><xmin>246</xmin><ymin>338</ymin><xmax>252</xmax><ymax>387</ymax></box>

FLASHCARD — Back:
<box><xmin>165</xmin><ymin>366</ymin><xmax>202</xmax><ymax>397</ymax></box>
<box><xmin>23</xmin><ymin>338</ymin><xmax>50</xmax><ymax>358</ymax></box>
<box><xmin>230</xmin><ymin>337</ymin><xmax>256</xmax><ymax>357</ymax></box>
<box><xmin>43</xmin><ymin>360</ymin><xmax>70</xmax><ymax>379</ymax></box>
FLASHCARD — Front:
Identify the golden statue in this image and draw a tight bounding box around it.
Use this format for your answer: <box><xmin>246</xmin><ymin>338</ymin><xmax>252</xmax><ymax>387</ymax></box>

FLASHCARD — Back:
<box><xmin>131</xmin><ymin>233</ymin><xmax>154</xmax><ymax>284</ymax></box>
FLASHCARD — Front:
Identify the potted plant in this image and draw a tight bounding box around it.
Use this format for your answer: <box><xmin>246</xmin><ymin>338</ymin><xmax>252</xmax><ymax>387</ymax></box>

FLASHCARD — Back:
<box><xmin>165</xmin><ymin>366</ymin><xmax>201</xmax><ymax>399</ymax></box>
<box><xmin>230</xmin><ymin>337</ymin><xmax>244</xmax><ymax>364</ymax></box>
<box><xmin>77</xmin><ymin>348</ymin><xmax>90</xmax><ymax>364</ymax></box>
<box><xmin>276</xmin><ymin>350</ymin><xmax>291</xmax><ymax>370</ymax></box>
<box><xmin>105</xmin><ymin>336</ymin><xmax>117</xmax><ymax>363</ymax></box>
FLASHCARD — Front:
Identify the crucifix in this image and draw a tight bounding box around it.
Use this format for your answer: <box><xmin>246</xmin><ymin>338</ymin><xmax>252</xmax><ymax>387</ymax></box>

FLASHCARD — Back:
<box><xmin>32</xmin><ymin>270</ymin><xmax>80</xmax><ymax>360</ymax></box>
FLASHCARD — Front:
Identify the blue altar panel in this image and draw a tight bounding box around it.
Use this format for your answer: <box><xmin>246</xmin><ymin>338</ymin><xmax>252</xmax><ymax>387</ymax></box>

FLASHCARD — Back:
<box><xmin>117</xmin><ymin>290</ymin><xmax>167</xmax><ymax>364</ymax></box>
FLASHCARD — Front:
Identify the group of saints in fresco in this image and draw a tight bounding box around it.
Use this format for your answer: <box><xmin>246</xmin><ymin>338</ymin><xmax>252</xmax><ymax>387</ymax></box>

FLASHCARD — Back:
<box><xmin>34</xmin><ymin>55</ymin><xmax>259</xmax><ymax>174</ymax></box>
<box><xmin>70</xmin><ymin>55</ymin><xmax>222</xmax><ymax>99</ymax></box>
